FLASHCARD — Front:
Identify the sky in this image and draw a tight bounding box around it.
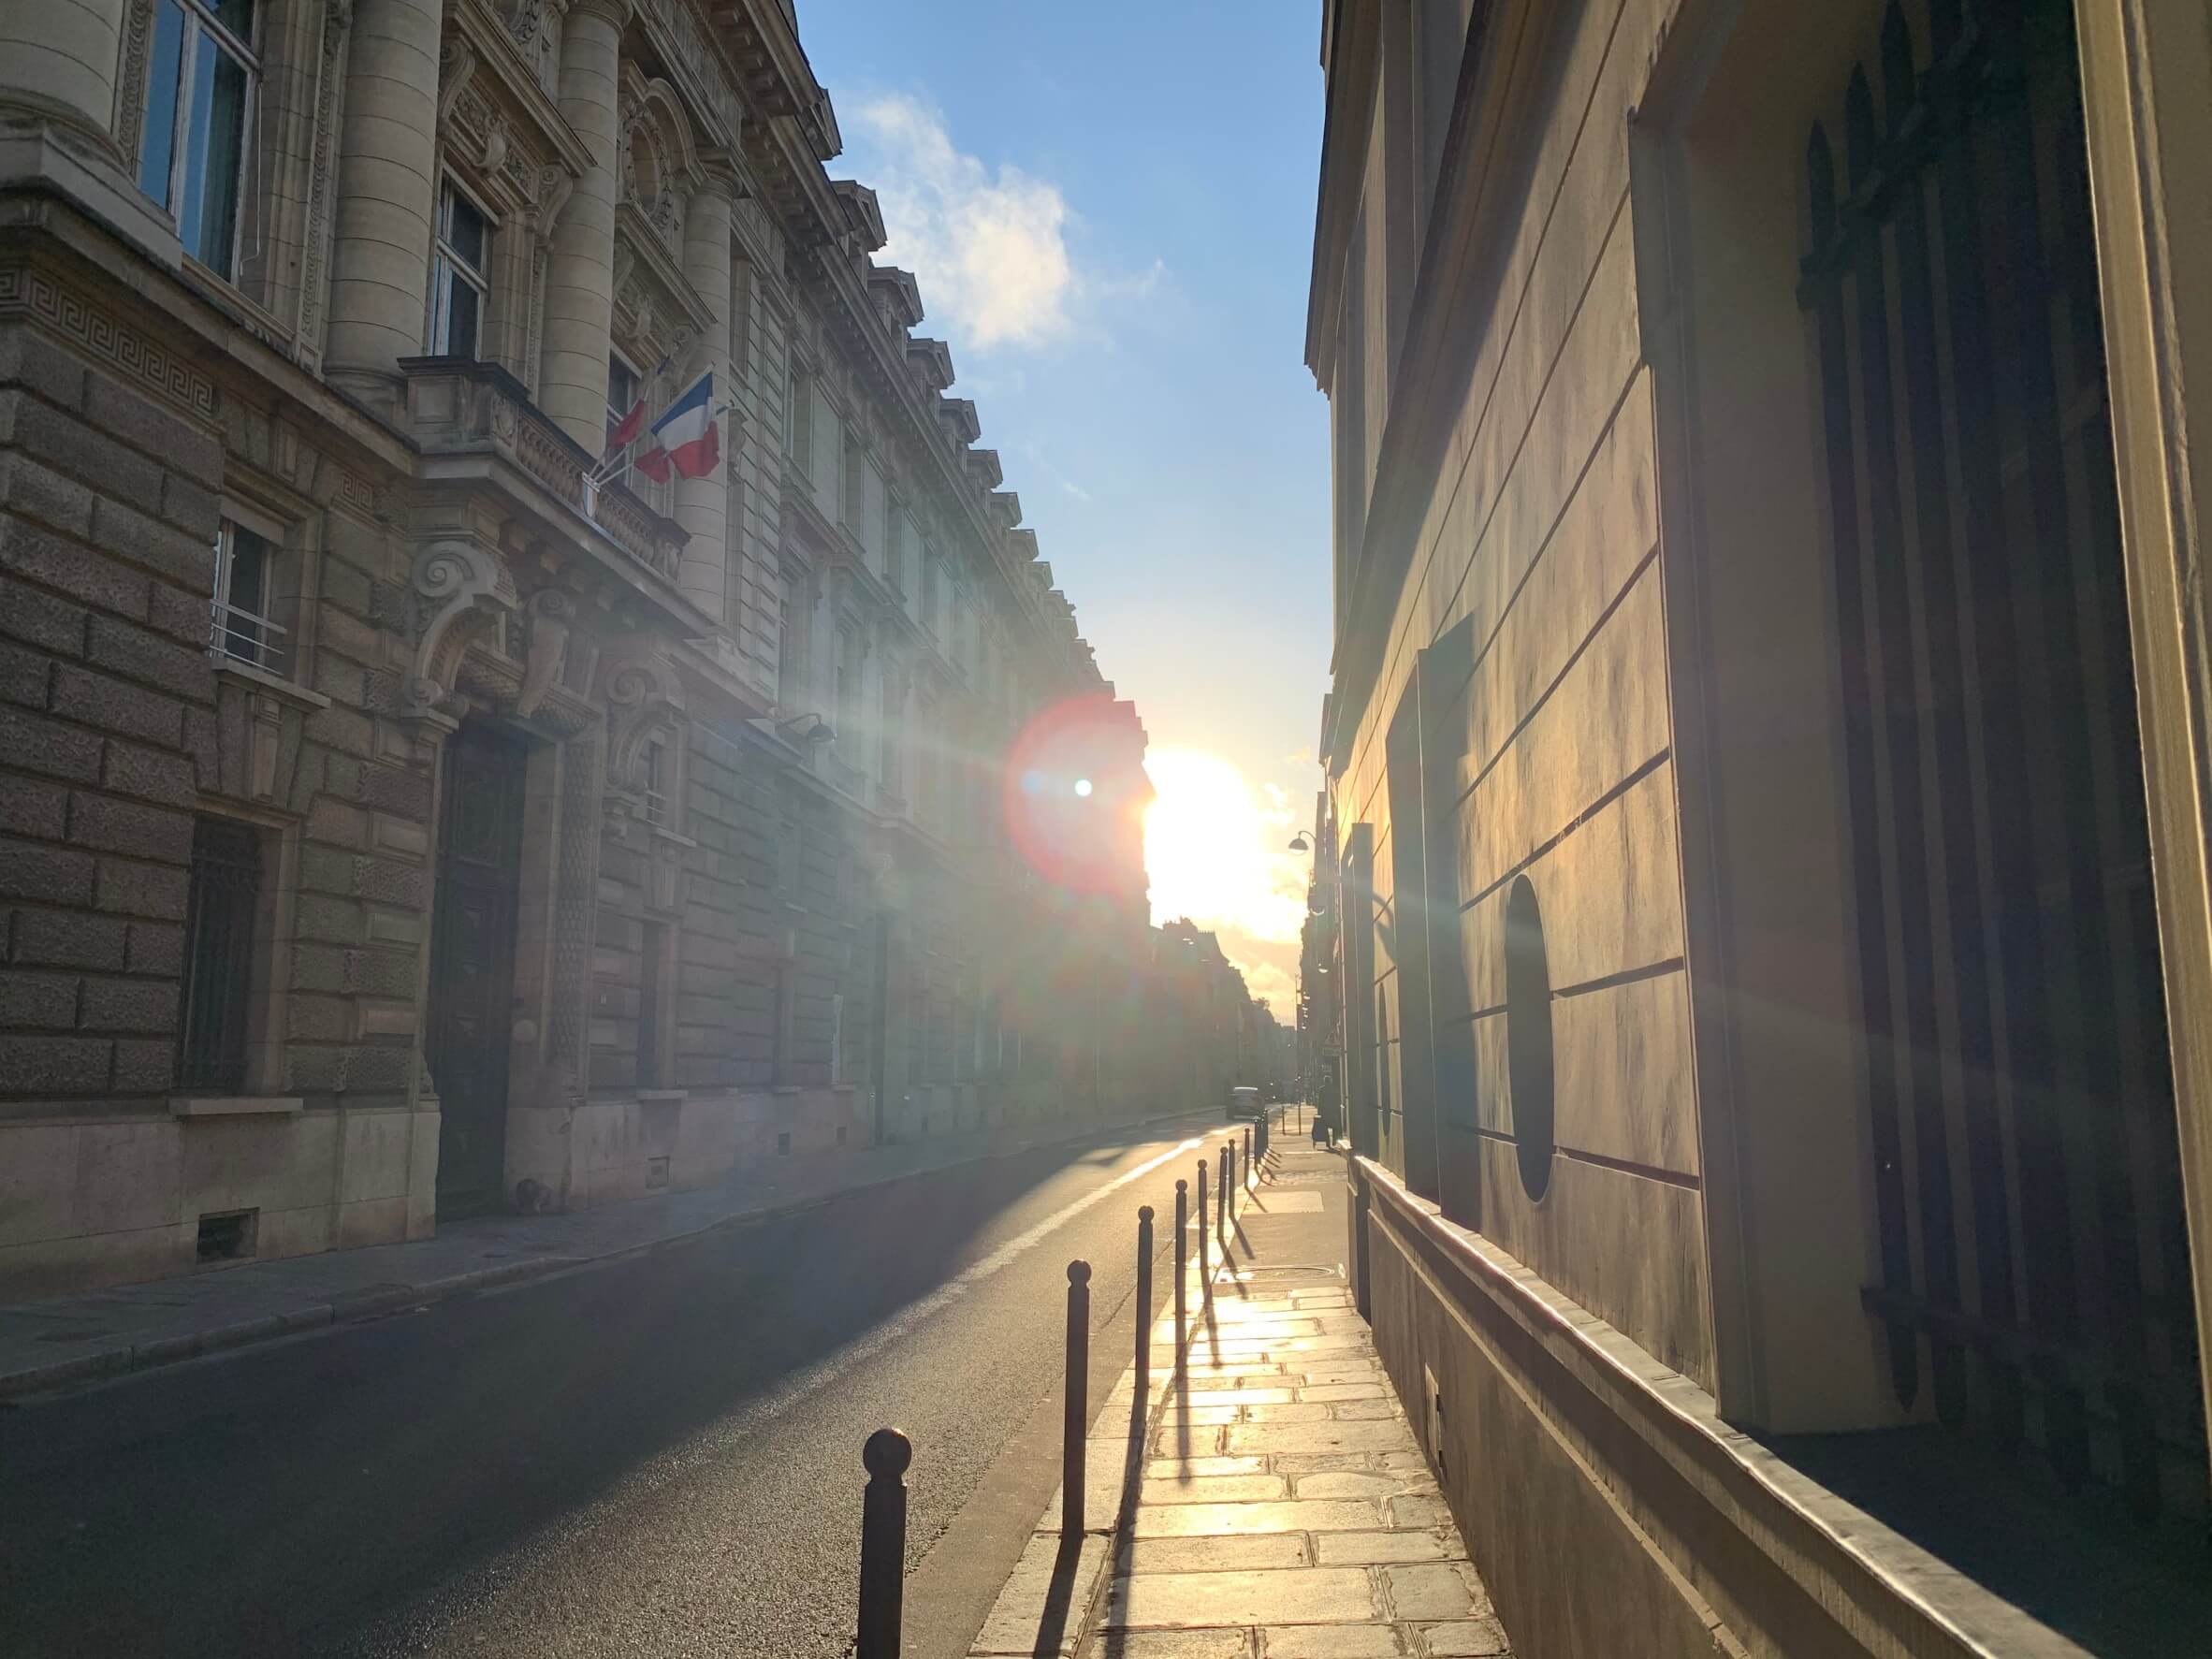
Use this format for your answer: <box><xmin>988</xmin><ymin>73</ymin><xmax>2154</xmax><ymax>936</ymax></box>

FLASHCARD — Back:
<box><xmin>795</xmin><ymin>2</ymin><xmax>1333</xmax><ymax>1017</ymax></box>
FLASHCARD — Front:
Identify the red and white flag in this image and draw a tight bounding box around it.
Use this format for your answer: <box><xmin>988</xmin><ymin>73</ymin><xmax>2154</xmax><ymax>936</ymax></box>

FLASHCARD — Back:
<box><xmin>606</xmin><ymin>395</ymin><xmax>648</xmax><ymax>450</ymax></box>
<box><xmin>635</xmin><ymin>372</ymin><xmax>720</xmax><ymax>482</ymax></box>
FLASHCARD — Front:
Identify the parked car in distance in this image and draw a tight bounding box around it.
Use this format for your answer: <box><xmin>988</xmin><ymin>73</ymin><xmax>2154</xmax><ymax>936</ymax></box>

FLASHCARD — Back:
<box><xmin>1228</xmin><ymin>1085</ymin><xmax>1264</xmax><ymax>1121</ymax></box>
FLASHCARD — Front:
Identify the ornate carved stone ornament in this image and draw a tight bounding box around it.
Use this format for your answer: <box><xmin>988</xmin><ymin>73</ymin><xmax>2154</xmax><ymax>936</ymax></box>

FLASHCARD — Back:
<box><xmin>598</xmin><ymin>647</ymin><xmax>687</xmax><ymax>866</ymax></box>
<box><xmin>515</xmin><ymin>587</ymin><xmax>575</xmax><ymax>717</ymax></box>
<box><xmin>500</xmin><ymin>0</ymin><xmax>563</xmax><ymax>96</ymax></box>
<box><xmin>202</xmin><ymin>662</ymin><xmax>330</xmax><ymax>812</ymax></box>
<box><xmin>404</xmin><ymin>540</ymin><xmax>518</xmax><ymax>719</ymax></box>
<box><xmin>618</xmin><ymin>69</ymin><xmax>706</xmax><ymax>261</ymax></box>
<box><xmin>631</xmin><ymin>0</ymin><xmax>744</xmax><ymax>153</ymax></box>
<box><xmin>441</xmin><ymin>0</ymin><xmax>592</xmax><ymax>395</ymax></box>
<box><xmin>0</xmin><ymin>259</ymin><xmax>217</xmax><ymax>423</ymax></box>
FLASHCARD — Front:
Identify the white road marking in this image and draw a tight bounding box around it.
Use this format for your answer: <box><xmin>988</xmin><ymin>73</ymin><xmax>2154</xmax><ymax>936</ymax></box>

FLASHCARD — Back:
<box><xmin>731</xmin><ymin>1136</ymin><xmax>1203</xmax><ymax>1429</ymax></box>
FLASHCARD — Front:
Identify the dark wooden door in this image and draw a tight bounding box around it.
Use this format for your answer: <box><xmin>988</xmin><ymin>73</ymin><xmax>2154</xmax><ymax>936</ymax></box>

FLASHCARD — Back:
<box><xmin>427</xmin><ymin>723</ymin><xmax>527</xmax><ymax>1216</ymax></box>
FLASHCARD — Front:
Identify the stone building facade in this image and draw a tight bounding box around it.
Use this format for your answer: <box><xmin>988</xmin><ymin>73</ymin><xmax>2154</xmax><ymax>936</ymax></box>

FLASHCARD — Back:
<box><xmin>0</xmin><ymin>0</ymin><xmax>1159</xmax><ymax>1299</ymax></box>
<box><xmin>1312</xmin><ymin>0</ymin><xmax>2212</xmax><ymax>1654</ymax></box>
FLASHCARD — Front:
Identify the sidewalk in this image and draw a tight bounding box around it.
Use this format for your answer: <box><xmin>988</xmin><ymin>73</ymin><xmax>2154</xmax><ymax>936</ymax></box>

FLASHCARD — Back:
<box><xmin>0</xmin><ymin>1107</ymin><xmax>1200</xmax><ymax>1402</ymax></box>
<box><xmin>966</xmin><ymin>1141</ymin><xmax>1512</xmax><ymax>1659</ymax></box>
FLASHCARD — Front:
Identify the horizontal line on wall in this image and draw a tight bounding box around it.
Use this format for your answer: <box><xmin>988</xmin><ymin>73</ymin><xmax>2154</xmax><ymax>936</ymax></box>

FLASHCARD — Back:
<box><xmin>1447</xmin><ymin>958</ymin><xmax>1683</xmax><ymax>1026</ymax></box>
<box><xmin>1474</xmin><ymin>1128</ymin><xmax>1702</xmax><ymax>1191</ymax></box>
<box><xmin>1454</xmin><ymin>538</ymin><xmax>1664</xmax><ymax>811</ymax></box>
<box><xmin>1459</xmin><ymin>746</ymin><xmax>1672</xmax><ymax>913</ymax></box>
<box><xmin>1553</xmin><ymin>957</ymin><xmax>1684</xmax><ymax>999</ymax></box>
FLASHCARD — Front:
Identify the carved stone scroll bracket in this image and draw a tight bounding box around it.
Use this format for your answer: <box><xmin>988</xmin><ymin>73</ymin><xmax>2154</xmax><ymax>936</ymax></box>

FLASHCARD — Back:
<box><xmin>404</xmin><ymin>540</ymin><xmax>517</xmax><ymax>720</ymax></box>
<box><xmin>600</xmin><ymin>647</ymin><xmax>686</xmax><ymax>791</ymax></box>
<box><xmin>515</xmin><ymin>588</ymin><xmax>575</xmax><ymax>718</ymax></box>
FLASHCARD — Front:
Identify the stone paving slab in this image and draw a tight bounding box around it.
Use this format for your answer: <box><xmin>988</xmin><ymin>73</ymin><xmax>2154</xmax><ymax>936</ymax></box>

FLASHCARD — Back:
<box><xmin>968</xmin><ymin>1154</ymin><xmax>1279</xmax><ymax>1659</ymax></box>
<box><xmin>1105</xmin><ymin>1564</ymin><xmax>1379</xmax><ymax>1626</ymax></box>
<box><xmin>1074</xmin><ymin>1146</ymin><xmax>1513</xmax><ymax>1659</ymax></box>
<box><xmin>966</xmin><ymin>1142</ymin><xmax>1513</xmax><ymax>1659</ymax></box>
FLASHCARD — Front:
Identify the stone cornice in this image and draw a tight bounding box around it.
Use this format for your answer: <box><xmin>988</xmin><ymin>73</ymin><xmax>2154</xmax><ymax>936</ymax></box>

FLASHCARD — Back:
<box><xmin>700</xmin><ymin>0</ymin><xmax>1098</xmax><ymax>695</ymax></box>
<box><xmin>1303</xmin><ymin>0</ymin><xmax>1380</xmax><ymax>387</ymax></box>
<box><xmin>905</xmin><ymin>336</ymin><xmax>954</xmax><ymax>391</ymax></box>
<box><xmin>1321</xmin><ymin>0</ymin><xmax>1552</xmax><ymax>768</ymax></box>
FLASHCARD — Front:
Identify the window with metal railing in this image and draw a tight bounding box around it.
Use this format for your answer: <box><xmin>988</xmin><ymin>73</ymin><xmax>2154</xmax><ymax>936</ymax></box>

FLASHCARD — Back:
<box><xmin>1801</xmin><ymin>0</ymin><xmax>2201</xmax><ymax>1512</ymax></box>
<box><xmin>210</xmin><ymin>519</ymin><xmax>286</xmax><ymax>674</ymax></box>
<box><xmin>178</xmin><ymin>813</ymin><xmax>263</xmax><ymax>1094</ymax></box>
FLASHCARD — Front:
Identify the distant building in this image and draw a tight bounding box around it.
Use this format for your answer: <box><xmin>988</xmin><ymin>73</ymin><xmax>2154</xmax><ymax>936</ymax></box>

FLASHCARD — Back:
<box><xmin>1310</xmin><ymin>0</ymin><xmax>2212</xmax><ymax>1652</ymax></box>
<box><xmin>0</xmin><ymin>0</ymin><xmax>1152</xmax><ymax>1297</ymax></box>
<box><xmin>1153</xmin><ymin>919</ymin><xmax>1255</xmax><ymax>1109</ymax></box>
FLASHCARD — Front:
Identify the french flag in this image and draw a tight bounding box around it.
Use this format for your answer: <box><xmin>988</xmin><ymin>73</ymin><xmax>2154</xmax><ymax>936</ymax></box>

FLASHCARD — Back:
<box><xmin>606</xmin><ymin>395</ymin><xmax>647</xmax><ymax>450</ymax></box>
<box><xmin>635</xmin><ymin>372</ymin><xmax>719</xmax><ymax>482</ymax></box>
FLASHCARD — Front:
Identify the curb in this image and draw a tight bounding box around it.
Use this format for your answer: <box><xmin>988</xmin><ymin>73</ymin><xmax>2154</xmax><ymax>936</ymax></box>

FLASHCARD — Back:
<box><xmin>0</xmin><ymin>1109</ymin><xmax>1209</xmax><ymax>1404</ymax></box>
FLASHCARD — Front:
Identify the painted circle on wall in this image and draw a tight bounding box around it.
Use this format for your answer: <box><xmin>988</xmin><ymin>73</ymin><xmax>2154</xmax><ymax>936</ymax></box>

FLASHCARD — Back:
<box><xmin>1504</xmin><ymin>874</ymin><xmax>1556</xmax><ymax>1201</ymax></box>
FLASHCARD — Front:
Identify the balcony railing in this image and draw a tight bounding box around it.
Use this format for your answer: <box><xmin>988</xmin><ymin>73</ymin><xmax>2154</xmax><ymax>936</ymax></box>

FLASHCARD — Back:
<box><xmin>400</xmin><ymin>357</ymin><xmax>688</xmax><ymax>586</ymax></box>
<box><xmin>209</xmin><ymin>595</ymin><xmax>288</xmax><ymax>676</ymax></box>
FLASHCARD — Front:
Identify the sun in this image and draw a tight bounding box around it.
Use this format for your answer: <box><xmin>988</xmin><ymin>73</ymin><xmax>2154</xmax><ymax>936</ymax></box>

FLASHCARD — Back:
<box><xmin>1144</xmin><ymin>748</ymin><xmax>1288</xmax><ymax>934</ymax></box>
<box><xmin>1142</xmin><ymin>748</ymin><xmax>1308</xmax><ymax>945</ymax></box>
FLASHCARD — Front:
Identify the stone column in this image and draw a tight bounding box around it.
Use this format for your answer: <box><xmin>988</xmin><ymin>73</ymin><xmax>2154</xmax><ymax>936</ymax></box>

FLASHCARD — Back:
<box><xmin>0</xmin><ymin>0</ymin><xmax>179</xmax><ymax>255</ymax></box>
<box><xmin>537</xmin><ymin>0</ymin><xmax>625</xmax><ymax>458</ymax></box>
<box><xmin>0</xmin><ymin>0</ymin><xmax>127</xmax><ymax>148</ymax></box>
<box><xmin>322</xmin><ymin>0</ymin><xmax>442</xmax><ymax>411</ymax></box>
<box><xmin>676</xmin><ymin>167</ymin><xmax>735</xmax><ymax>619</ymax></box>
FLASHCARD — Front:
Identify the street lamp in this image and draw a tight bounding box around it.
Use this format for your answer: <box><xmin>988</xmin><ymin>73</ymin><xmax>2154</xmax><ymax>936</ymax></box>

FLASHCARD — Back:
<box><xmin>1288</xmin><ymin>832</ymin><xmax>1312</xmax><ymax>851</ymax></box>
<box><xmin>777</xmin><ymin>712</ymin><xmax>836</xmax><ymax>747</ymax></box>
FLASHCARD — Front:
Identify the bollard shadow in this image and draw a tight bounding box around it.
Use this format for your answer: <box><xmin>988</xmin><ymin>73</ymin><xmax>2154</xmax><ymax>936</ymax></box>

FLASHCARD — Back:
<box><xmin>1022</xmin><ymin>1532</ymin><xmax>1088</xmax><ymax>1659</ymax></box>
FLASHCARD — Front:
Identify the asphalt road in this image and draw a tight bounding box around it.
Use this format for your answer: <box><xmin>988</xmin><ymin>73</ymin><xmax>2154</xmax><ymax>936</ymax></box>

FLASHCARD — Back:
<box><xmin>0</xmin><ymin>1113</ymin><xmax>1233</xmax><ymax>1658</ymax></box>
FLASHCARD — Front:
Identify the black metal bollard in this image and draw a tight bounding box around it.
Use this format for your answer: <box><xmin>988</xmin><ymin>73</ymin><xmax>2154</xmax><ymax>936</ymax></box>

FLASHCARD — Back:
<box><xmin>1135</xmin><ymin>1205</ymin><xmax>1154</xmax><ymax>1401</ymax></box>
<box><xmin>857</xmin><ymin>1427</ymin><xmax>911</xmax><ymax>1659</ymax></box>
<box><xmin>1173</xmin><ymin>1179</ymin><xmax>1188</xmax><ymax>1349</ymax></box>
<box><xmin>1063</xmin><ymin>1259</ymin><xmax>1091</xmax><ymax>1538</ymax></box>
<box><xmin>1197</xmin><ymin>1158</ymin><xmax>1209</xmax><ymax>1291</ymax></box>
<box><xmin>1244</xmin><ymin>1124</ymin><xmax>1253</xmax><ymax>1181</ymax></box>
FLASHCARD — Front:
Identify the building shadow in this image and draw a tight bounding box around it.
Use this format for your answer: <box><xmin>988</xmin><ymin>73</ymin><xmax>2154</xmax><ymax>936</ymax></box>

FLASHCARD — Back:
<box><xmin>0</xmin><ymin>1128</ymin><xmax>1159</xmax><ymax>1657</ymax></box>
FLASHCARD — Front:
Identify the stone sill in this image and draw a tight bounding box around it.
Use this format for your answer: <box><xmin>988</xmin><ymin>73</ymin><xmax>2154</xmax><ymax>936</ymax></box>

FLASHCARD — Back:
<box><xmin>634</xmin><ymin>1089</ymin><xmax>688</xmax><ymax>1103</ymax></box>
<box><xmin>169</xmin><ymin>1095</ymin><xmax>305</xmax><ymax>1119</ymax></box>
<box><xmin>211</xmin><ymin>657</ymin><xmax>331</xmax><ymax>711</ymax></box>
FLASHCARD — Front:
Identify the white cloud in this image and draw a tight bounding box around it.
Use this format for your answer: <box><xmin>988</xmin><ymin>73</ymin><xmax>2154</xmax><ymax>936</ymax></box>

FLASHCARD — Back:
<box><xmin>1061</xmin><ymin>481</ymin><xmax>1092</xmax><ymax>502</ymax></box>
<box><xmin>852</xmin><ymin>95</ymin><xmax>1074</xmax><ymax>351</ymax></box>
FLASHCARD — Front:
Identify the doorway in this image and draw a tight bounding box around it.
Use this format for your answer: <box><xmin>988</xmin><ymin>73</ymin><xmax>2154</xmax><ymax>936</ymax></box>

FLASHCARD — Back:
<box><xmin>427</xmin><ymin>721</ymin><xmax>528</xmax><ymax>1216</ymax></box>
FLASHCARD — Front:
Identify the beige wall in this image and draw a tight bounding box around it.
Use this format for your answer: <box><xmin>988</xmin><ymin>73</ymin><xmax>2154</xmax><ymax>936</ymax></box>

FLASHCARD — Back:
<box><xmin>1329</xmin><ymin>0</ymin><xmax>1713</xmax><ymax>1389</ymax></box>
